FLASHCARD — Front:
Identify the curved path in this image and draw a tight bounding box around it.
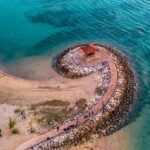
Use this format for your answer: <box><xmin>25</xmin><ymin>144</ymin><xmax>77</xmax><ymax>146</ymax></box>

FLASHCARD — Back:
<box><xmin>15</xmin><ymin>45</ymin><xmax>118</xmax><ymax>150</ymax></box>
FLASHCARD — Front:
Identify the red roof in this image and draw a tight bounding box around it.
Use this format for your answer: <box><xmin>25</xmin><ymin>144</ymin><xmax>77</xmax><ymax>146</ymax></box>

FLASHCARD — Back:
<box><xmin>81</xmin><ymin>44</ymin><xmax>97</xmax><ymax>55</ymax></box>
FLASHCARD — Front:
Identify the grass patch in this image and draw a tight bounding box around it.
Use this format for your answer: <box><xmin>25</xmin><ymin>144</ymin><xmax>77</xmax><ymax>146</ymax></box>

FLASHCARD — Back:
<box><xmin>31</xmin><ymin>100</ymin><xmax>70</xmax><ymax>127</ymax></box>
<box><xmin>95</xmin><ymin>87</ymin><xmax>103</xmax><ymax>95</ymax></box>
<box><xmin>0</xmin><ymin>130</ymin><xmax>2</xmax><ymax>137</ymax></box>
<box><xmin>37</xmin><ymin>109</ymin><xmax>69</xmax><ymax>126</ymax></box>
<box><xmin>14</xmin><ymin>108</ymin><xmax>24</xmax><ymax>114</ymax></box>
<box><xmin>11</xmin><ymin>127</ymin><xmax>19</xmax><ymax>134</ymax></box>
<box><xmin>30</xmin><ymin>128</ymin><xmax>36</xmax><ymax>133</ymax></box>
<box><xmin>14</xmin><ymin>108</ymin><xmax>21</xmax><ymax>113</ymax></box>
<box><xmin>31</xmin><ymin>99</ymin><xmax>87</xmax><ymax>128</ymax></box>
<box><xmin>31</xmin><ymin>99</ymin><xmax>69</xmax><ymax>110</ymax></box>
<box><xmin>76</xmin><ymin>98</ymin><xmax>87</xmax><ymax>111</ymax></box>
<box><xmin>9</xmin><ymin>118</ymin><xmax>16</xmax><ymax>129</ymax></box>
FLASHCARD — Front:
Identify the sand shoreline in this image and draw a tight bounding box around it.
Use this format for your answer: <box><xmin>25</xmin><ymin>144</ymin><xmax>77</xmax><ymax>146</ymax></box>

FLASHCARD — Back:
<box><xmin>0</xmin><ymin>62</ymin><xmax>98</xmax><ymax>106</ymax></box>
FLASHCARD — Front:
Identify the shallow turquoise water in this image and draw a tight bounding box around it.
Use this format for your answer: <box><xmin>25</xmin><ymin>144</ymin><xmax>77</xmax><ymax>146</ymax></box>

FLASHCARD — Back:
<box><xmin>0</xmin><ymin>0</ymin><xmax>150</xmax><ymax>149</ymax></box>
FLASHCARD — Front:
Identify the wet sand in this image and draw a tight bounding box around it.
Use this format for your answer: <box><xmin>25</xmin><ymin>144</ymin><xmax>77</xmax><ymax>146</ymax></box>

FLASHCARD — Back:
<box><xmin>1</xmin><ymin>55</ymin><xmax>55</xmax><ymax>81</ymax></box>
<box><xmin>0</xmin><ymin>55</ymin><xmax>98</xmax><ymax>106</ymax></box>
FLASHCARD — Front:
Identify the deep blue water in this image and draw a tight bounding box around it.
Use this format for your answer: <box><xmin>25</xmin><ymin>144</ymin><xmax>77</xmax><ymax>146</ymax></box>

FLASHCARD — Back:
<box><xmin>0</xmin><ymin>0</ymin><xmax>150</xmax><ymax>149</ymax></box>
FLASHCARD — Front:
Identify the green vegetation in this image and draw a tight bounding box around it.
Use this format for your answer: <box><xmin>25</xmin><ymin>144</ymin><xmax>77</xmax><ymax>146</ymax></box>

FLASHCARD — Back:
<box><xmin>0</xmin><ymin>129</ymin><xmax>2</xmax><ymax>137</ymax></box>
<box><xmin>30</xmin><ymin>128</ymin><xmax>36</xmax><ymax>133</ymax></box>
<box><xmin>14</xmin><ymin>108</ymin><xmax>24</xmax><ymax>114</ymax></box>
<box><xmin>36</xmin><ymin>109</ymin><xmax>69</xmax><ymax>126</ymax></box>
<box><xmin>76</xmin><ymin>98</ymin><xmax>87</xmax><ymax>111</ymax></box>
<box><xmin>31</xmin><ymin>99</ymin><xmax>87</xmax><ymax>128</ymax></box>
<box><xmin>11</xmin><ymin>127</ymin><xmax>19</xmax><ymax>134</ymax></box>
<box><xmin>8</xmin><ymin>118</ymin><xmax>20</xmax><ymax>134</ymax></box>
<box><xmin>29</xmin><ymin>121</ymin><xmax>36</xmax><ymax>133</ymax></box>
<box><xmin>31</xmin><ymin>99</ymin><xmax>69</xmax><ymax>110</ymax></box>
<box><xmin>14</xmin><ymin>108</ymin><xmax>21</xmax><ymax>113</ymax></box>
<box><xmin>95</xmin><ymin>87</ymin><xmax>103</xmax><ymax>95</ymax></box>
<box><xmin>9</xmin><ymin>118</ymin><xmax>16</xmax><ymax>129</ymax></box>
<box><xmin>31</xmin><ymin>100</ymin><xmax>70</xmax><ymax>127</ymax></box>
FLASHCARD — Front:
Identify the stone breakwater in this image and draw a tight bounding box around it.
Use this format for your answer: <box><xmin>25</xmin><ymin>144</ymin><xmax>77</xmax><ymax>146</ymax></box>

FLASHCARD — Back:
<box><xmin>23</xmin><ymin>44</ymin><xmax>137</xmax><ymax>150</ymax></box>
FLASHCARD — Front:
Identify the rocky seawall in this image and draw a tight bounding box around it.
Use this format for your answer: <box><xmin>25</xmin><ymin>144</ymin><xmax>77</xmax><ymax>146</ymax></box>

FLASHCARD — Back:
<box><xmin>27</xmin><ymin>44</ymin><xmax>137</xmax><ymax>150</ymax></box>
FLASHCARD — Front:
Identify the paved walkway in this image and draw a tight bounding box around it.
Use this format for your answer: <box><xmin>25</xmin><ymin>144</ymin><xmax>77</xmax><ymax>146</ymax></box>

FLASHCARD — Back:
<box><xmin>15</xmin><ymin>47</ymin><xmax>118</xmax><ymax>150</ymax></box>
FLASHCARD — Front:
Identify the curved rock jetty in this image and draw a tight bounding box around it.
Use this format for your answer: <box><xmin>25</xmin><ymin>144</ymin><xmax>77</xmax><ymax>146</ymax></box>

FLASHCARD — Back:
<box><xmin>16</xmin><ymin>44</ymin><xmax>137</xmax><ymax>150</ymax></box>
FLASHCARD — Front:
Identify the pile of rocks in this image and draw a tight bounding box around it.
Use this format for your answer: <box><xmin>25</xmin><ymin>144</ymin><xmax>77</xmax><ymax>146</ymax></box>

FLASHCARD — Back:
<box><xmin>60</xmin><ymin>49</ymin><xmax>105</xmax><ymax>76</ymax></box>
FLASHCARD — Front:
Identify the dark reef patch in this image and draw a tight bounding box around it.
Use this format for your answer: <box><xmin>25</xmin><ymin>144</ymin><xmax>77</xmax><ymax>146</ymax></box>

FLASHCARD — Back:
<box><xmin>26</xmin><ymin>8</ymin><xmax>79</xmax><ymax>28</ymax></box>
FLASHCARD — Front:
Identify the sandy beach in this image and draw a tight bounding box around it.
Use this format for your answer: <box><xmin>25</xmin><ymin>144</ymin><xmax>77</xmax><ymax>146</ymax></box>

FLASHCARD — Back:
<box><xmin>0</xmin><ymin>56</ymin><xmax>98</xmax><ymax>106</ymax></box>
<box><xmin>0</xmin><ymin>103</ymin><xmax>129</xmax><ymax>150</ymax></box>
<box><xmin>0</xmin><ymin>103</ymin><xmax>130</xmax><ymax>150</ymax></box>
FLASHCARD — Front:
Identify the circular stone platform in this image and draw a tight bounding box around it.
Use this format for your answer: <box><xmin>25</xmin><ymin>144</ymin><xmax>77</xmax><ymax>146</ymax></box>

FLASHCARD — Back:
<box><xmin>16</xmin><ymin>43</ymin><xmax>137</xmax><ymax>150</ymax></box>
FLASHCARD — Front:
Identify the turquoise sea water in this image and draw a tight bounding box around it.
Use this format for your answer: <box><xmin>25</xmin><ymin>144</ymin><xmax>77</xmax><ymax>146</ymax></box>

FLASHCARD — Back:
<box><xmin>0</xmin><ymin>0</ymin><xmax>150</xmax><ymax>149</ymax></box>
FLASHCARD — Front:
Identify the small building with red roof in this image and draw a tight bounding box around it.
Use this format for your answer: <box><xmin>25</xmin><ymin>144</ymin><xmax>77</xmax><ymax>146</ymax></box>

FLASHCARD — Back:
<box><xmin>81</xmin><ymin>44</ymin><xmax>98</xmax><ymax>56</ymax></box>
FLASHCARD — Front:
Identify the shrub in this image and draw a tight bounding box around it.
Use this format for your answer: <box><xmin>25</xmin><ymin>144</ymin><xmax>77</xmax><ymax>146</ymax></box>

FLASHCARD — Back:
<box><xmin>30</xmin><ymin>100</ymin><xmax>71</xmax><ymax>128</ymax></box>
<box><xmin>14</xmin><ymin>108</ymin><xmax>21</xmax><ymax>113</ymax></box>
<box><xmin>37</xmin><ymin>109</ymin><xmax>68</xmax><ymax>126</ymax></box>
<box><xmin>0</xmin><ymin>129</ymin><xmax>2</xmax><ymax>137</ymax></box>
<box><xmin>31</xmin><ymin>99</ymin><xmax>69</xmax><ymax>110</ymax></box>
<box><xmin>30</xmin><ymin>127</ymin><xmax>36</xmax><ymax>133</ymax></box>
<box><xmin>29</xmin><ymin>122</ymin><xmax>36</xmax><ymax>133</ymax></box>
<box><xmin>76</xmin><ymin>98</ymin><xmax>87</xmax><ymax>110</ymax></box>
<box><xmin>11</xmin><ymin>127</ymin><xmax>19</xmax><ymax>134</ymax></box>
<box><xmin>95</xmin><ymin>87</ymin><xmax>103</xmax><ymax>95</ymax></box>
<box><xmin>9</xmin><ymin>118</ymin><xmax>16</xmax><ymax>129</ymax></box>
<box><xmin>46</xmin><ymin>100</ymin><xmax>69</xmax><ymax>106</ymax></box>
